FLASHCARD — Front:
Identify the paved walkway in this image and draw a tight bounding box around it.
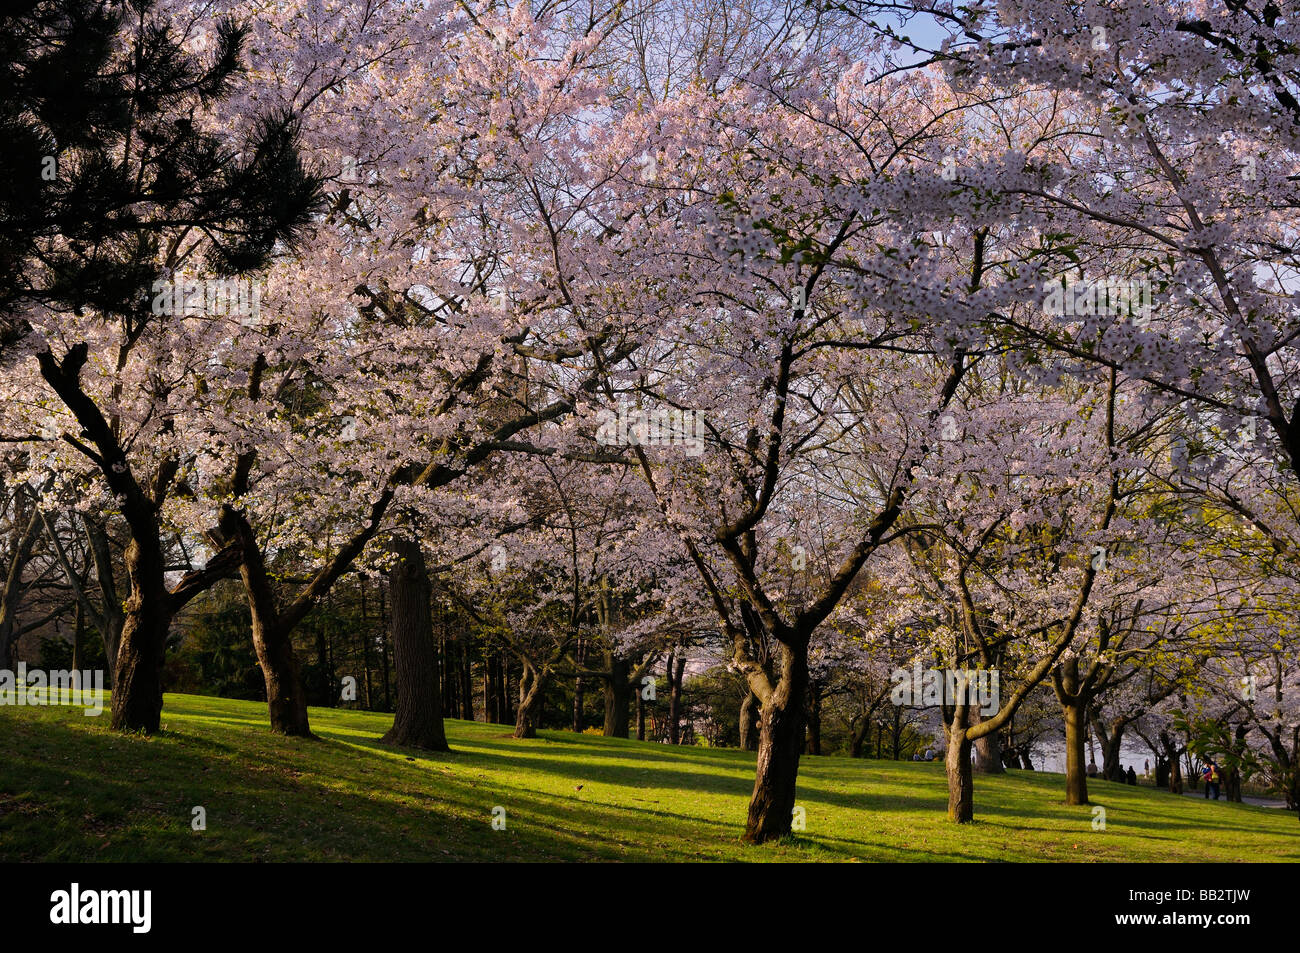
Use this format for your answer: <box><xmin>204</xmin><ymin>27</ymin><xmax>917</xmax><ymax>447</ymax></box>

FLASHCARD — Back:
<box><xmin>1176</xmin><ymin>788</ymin><xmax>1289</xmax><ymax>809</ymax></box>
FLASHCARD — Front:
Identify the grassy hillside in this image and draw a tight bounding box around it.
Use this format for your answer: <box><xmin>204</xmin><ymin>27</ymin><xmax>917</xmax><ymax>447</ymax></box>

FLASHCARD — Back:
<box><xmin>1</xmin><ymin>693</ymin><xmax>1296</xmax><ymax>862</ymax></box>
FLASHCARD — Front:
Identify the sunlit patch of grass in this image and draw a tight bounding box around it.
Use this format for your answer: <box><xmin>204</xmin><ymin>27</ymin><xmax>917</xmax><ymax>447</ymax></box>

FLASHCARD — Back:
<box><xmin>1</xmin><ymin>692</ymin><xmax>1295</xmax><ymax>862</ymax></box>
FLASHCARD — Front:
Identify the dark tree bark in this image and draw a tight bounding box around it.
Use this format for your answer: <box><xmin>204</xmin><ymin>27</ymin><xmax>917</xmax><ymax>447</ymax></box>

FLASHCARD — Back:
<box><xmin>498</xmin><ymin>653</ymin><xmax>514</xmax><ymax>724</ymax></box>
<box><xmin>380</xmin><ymin>535</ymin><xmax>448</xmax><ymax>751</ymax></box>
<box><xmin>1219</xmin><ymin>723</ymin><xmax>1248</xmax><ymax>803</ymax></box>
<box><xmin>1161</xmin><ymin>731</ymin><xmax>1184</xmax><ymax>793</ymax></box>
<box><xmin>0</xmin><ymin>501</ymin><xmax>41</xmax><ymax>669</ymax></box>
<box><xmin>459</xmin><ymin>640</ymin><xmax>474</xmax><ymax>721</ymax></box>
<box><xmin>601</xmin><ymin>654</ymin><xmax>632</xmax><ymax>737</ymax></box>
<box><xmin>112</xmin><ymin>532</ymin><xmax>176</xmax><ymax>733</ymax></box>
<box><xmin>667</xmin><ymin>651</ymin><xmax>685</xmax><ymax>744</ymax></box>
<box><xmin>848</xmin><ymin>717</ymin><xmax>868</xmax><ymax>759</ymax></box>
<box><xmin>602</xmin><ymin>676</ymin><xmax>631</xmax><ymax>737</ymax></box>
<box><xmin>485</xmin><ymin>652</ymin><xmax>499</xmax><ymax>723</ymax></box>
<box><xmin>636</xmin><ymin>688</ymin><xmax>646</xmax><ymax>741</ymax></box>
<box><xmin>72</xmin><ymin>601</ymin><xmax>84</xmax><ymax>671</ymax></box>
<box><xmin>1063</xmin><ymin>699</ymin><xmax>1089</xmax><ymax>805</ymax></box>
<box><xmin>1094</xmin><ymin>717</ymin><xmax>1128</xmax><ymax>782</ymax></box>
<box><xmin>40</xmin><ymin>346</ymin><xmax>242</xmax><ymax>734</ymax></box>
<box><xmin>805</xmin><ymin>683</ymin><xmax>823</xmax><ymax>755</ymax></box>
<box><xmin>83</xmin><ymin>516</ymin><xmax>124</xmax><ymax>683</ymax></box>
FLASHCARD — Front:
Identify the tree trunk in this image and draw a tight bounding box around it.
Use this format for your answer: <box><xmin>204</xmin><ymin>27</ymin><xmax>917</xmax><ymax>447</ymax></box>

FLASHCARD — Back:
<box><xmin>805</xmin><ymin>686</ymin><xmax>822</xmax><ymax>755</ymax></box>
<box><xmin>849</xmin><ymin>716</ymin><xmax>870</xmax><ymax>759</ymax></box>
<box><xmin>572</xmin><ymin>637</ymin><xmax>585</xmax><ymax>732</ymax></box>
<box><xmin>1100</xmin><ymin>720</ymin><xmax>1126</xmax><ymax>781</ymax></box>
<box><xmin>667</xmin><ymin>652</ymin><xmax>685</xmax><ymax>744</ymax></box>
<box><xmin>743</xmin><ymin>641</ymin><xmax>807</xmax><ymax>844</ymax></box>
<box><xmin>973</xmin><ymin>715</ymin><xmax>1004</xmax><ymax>774</ymax></box>
<box><xmin>498</xmin><ymin>653</ymin><xmax>514</xmax><ymax>724</ymax></box>
<box><xmin>602</xmin><ymin>657</ymin><xmax>631</xmax><ymax>737</ymax></box>
<box><xmin>0</xmin><ymin>504</ymin><xmax>42</xmax><ymax>670</ymax></box>
<box><xmin>83</xmin><ymin>516</ymin><xmax>123</xmax><ymax>685</ymax></box>
<box><xmin>110</xmin><ymin>534</ymin><xmax>173</xmax><ymax>733</ymax></box>
<box><xmin>1063</xmin><ymin>698</ymin><xmax>1089</xmax><ymax>805</ymax></box>
<box><xmin>241</xmin><ymin>580</ymin><xmax>311</xmax><ymax>735</ymax></box>
<box><xmin>380</xmin><ymin>536</ymin><xmax>448</xmax><ymax>751</ymax></box>
<box><xmin>514</xmin><ymin>665</ymin><xmax>544</xmax><ymax>739</ymax></box>
<box><xmin>459</xmin><ymin>641</ymin><xmax>474</xmax><ymax>721</ymax></box>
<box><xmin>740</xmin><ymin>690</ymin><xmax>760</xmax><ymax>752</ymax></box>
<box><xmin>72</xmin><ymin>601</ymin><xmax>84</xmax><ymax>671</ymax></box>
<box><xmin>1161</xmin><ymin>731</ymin><xmax>1183</xmax><ymax>794</ymax></box>
<box><xmin>636</xmin><ymin>688</ymin><xmax>646</xmax><ymax>741</ymax></box>
<box><xmin>220</xmin><ymin>507</ymin><xmax>311</xmax><ymax>736</ymax></box>
<box><xmin>945</xmin><ymin>712</ymin><xmax>974</xmax><ymax>823</ymax></box>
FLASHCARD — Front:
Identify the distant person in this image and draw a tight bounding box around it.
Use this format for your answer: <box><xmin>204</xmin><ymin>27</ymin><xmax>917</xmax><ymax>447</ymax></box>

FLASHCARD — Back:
<box><xmin>1125</xmin><ymin>765</ymin><xmax>1137</xmax><ymax>785</ymax></box>
<box><xmin>912</xmin><ymin>752</ymin><xmax>920</xmax><ymax>761</ymax></box>
<box><xmin>1205</xmin><ymin>760</ymin><xmax>1221</xmax><ymax>800</ymax></box>
<box><xmin>1144</xmin><ymin>759</ymin><xmax>1150</xmax><ymax>778</ymax></box>
<box><xmin>1087</xmin><ymin>759</ymin><xmax>1099</xmax><ymax>778</ymax></box>
<box><xmin>1202</xmin><ymin>761</ymin><xmax>1213</xmax><ymax>798</ymax></box>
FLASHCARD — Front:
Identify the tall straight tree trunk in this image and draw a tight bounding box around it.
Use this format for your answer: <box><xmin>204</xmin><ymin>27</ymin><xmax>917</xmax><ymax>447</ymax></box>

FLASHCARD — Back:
<box><xmin>459</xmin><ymin>643</ymin><xmax>474</xmax><ymax>721</ymax></box>
<box><xmin>805</xmin><ymin>687</ymin><xmax>822</xmax><ymax>755</ymax></box>
<box><xmin>0</xmin><ymin>505</ymin><xmax>42</xmax><ymax>671</ymax></box>
<box><xmin>743</xmin><ymin>641</ymin><xmax>808</xmax><ymax>844</ymax></box>
<box><xmin>485</xmin><ymin>653</ymin><xmax>498</xmax><ymax>723</ymax></box>
<box><xmin>72</xmin><ymin>602</ymin><xmax>84</xmax><ymax>671</ymax></box>
<box><xmin>379</xmin><ymin>623</ymin><xmax>392</xmax><ymax>711</ymax></box>
<box><xmin>602</xmin><ymin>656</ymin><xmax>631</xmax><ymax>737</ymax></box>
<box><xmin>83</xmin><ymin>516</ymin><xmax>124</xmax><ymax>686</ymax></box>
<box><xmin>380</xmin><ymin>536</ymin><xmax>448</xmax><ymax>751</ymax></box>
<box><xmin>1063</xmin><ymin>698</ymin><xmax>1089</xmax><ymax>805</ymax></box>
<box><xmin>572</xmin><ymin>637</ymin><xmax>585</xmax><ymax>732</ymax></box>
<box><xmin>945</xmin><ymin>709</ymin><xmax>975</xmax><ymax>823</ymax></box>
<box><xmin>740</xmin><ymin>690</ymin><xmax>760</xmax><ymax>752</ymax></box>
<box><xmin>315</xmin><ymin>629</ymin><xmax>332</xmax><ymax>706</ymax></box>
<box><xmin>668</xmin><ymin>654</ymin><xmax>685</xmax><ymax>744</ymax></box>
<box><xmin>497</xmin><ymin>654</ymin><xmax>513</xmax><ymax>724</ymax></box>
<box><xmin>636</xmin><ymin>688</ymin><xmax>646</xmax><ymax>741</ymax></box>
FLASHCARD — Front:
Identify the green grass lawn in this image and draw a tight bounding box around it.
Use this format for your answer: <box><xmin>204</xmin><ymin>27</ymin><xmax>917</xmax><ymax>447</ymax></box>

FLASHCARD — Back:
<box><xmin>1</xmin><ymin>692</ymin><xmax>1296</xmax><ymax>862</ymax></box>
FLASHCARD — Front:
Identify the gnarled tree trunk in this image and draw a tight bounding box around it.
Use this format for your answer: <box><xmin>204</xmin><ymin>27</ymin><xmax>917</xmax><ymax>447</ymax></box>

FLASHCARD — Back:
<box><xmin>514</xmin><ymin>664</ymin><xmax>544</xmax><ymax>739</ymax></box>
<box><xmin>111</xmin><ymin>533</ymin><xmax>174</xmax><ymax>733</ymax></box>
<box><xmin>743</xmin><ymin>641</ymin><xmax>808</xmax><ymax>844</ymax></box>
